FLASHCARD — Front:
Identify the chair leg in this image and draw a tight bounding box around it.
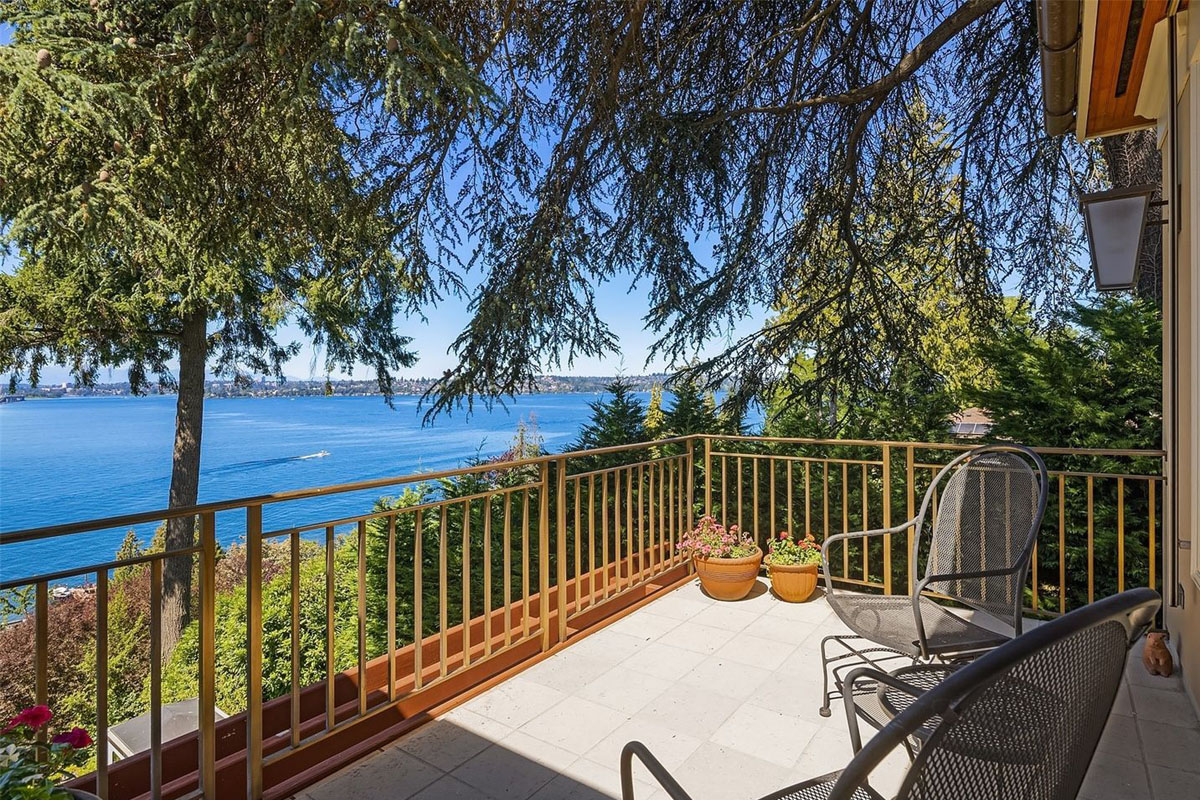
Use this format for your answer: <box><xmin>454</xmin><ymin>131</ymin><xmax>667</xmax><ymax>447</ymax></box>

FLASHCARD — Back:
<box><xmin>819</xmin><ymin>635</ymin><xmax>836</xmax><ymax>717</ymax></box>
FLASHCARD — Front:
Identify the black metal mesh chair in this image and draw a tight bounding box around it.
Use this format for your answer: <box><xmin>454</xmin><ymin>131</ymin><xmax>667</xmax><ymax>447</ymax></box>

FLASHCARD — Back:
<box><xmin>819</xmin><ymin>444</ymin><xmax>1049</xmax><ymax>717</ymax></box>
<box><xmin>620</xmin><ymin>588</ymin><xmax>1160</xmax><ymax>800</ymax></box>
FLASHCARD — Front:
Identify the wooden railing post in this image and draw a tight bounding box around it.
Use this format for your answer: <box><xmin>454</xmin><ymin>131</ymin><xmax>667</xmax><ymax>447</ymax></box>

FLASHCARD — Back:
<box><xmin>246</xmin><ymin>505</ymin><xmax>264</xmax><ymax>800</ymax></box>
<box><xmin>703</xmin><ymin>436</ymin><xmax>712</xmax><ymax>518</ymax></box>
<box><xmin>882</xmin><ymin>445</ymin><xmax>892</xmax><ymax>595</ymax></box>
<box><xmin>687</xmin><ymin>437</ymin><xmax>696</xmax><ymax>533</ymax></box>
<box><xmin>199</xmin><ymin>512</ymin><xmax>217</xmax><ymax>800</ymax></box>
<box><xmin>556</xmin><ymin>456</ymin><xmax>568</xmax><ymax>644</ymax></box>
<box><xmin>906</xmin><ymin>446</ymin><xmax>915</xmax><ymax>595</ymax></box>
<box><xmin>539</xmin><ymin>460</ymin><xmax>551</xmax><ymax>651</ymax></box>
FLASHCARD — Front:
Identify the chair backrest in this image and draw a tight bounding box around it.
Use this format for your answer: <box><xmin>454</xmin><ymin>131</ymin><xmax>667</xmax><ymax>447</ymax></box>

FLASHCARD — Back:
<box><xmin>914</xmin><ymin>445</ymin><xmax>1048</xmax><ymax>628</ymax></box>
<box><xmin>827</xmin><ymin>588</ymin><xmax>1160</xmax><ymax>800</ymax></box>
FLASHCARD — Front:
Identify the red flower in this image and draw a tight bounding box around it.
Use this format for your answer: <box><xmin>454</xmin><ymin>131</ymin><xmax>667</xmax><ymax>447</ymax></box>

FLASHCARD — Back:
<box><xmin>778</xmin><ymin>530</ymin><xmax>789</xmax><ymax>539</ymax></box>
<box><xmin>4</xmin><ymin>705</ymin><xmax>52</xmax><ymax>732</ymax></box>
<box><xmin>51</xmin><ymin>727</ymin><xmax>93</xmax><ymax>749</ymax></box>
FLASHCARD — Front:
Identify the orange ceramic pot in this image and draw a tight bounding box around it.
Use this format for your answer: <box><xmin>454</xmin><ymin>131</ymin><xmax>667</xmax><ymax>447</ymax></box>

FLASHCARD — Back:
<box><xmin>766</xmin><ymin>560</ymin><xmax>819</xmax><ymax>602</ymax></box>
<box><xmin>693</xmin><ymin>548</ymin><xmax>763</xmax><ymax>601</ymax></box>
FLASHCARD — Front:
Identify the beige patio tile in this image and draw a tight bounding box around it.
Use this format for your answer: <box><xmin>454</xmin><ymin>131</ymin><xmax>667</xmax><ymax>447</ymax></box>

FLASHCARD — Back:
<box><xmin>686</xmin><ymin>600</ymin><xmax>764</xmax><ymax>632</ymax></box>
<box><xmin>523</xmin><ymin>651</ymin><xmax>618</xmax><ymax>694</ymax></box>
<box><xmin>1130</xmin><ymin>683</ymin><xmax>1199</xmax><ymax>728</ymax></box>
<box><xmin>586</xmin><ymin>717</ymin><xmax>705</xmax><ymax>773</ymax></box>
<box><xmin>644</xmin><ymin>591</ymin><xmax>715</xmax><ymax>621</ymax></box>
<box><xmin>521</xmin><ymin>695</ymin><xmax>631</xmax><ymax>756</ymax></box>
<box><xmin>679</xmin><ymin>654</ymin><xmax>772</xmax><ymax>701</ymax></box>
<box><xmin>709</xmin><ymin>702</ymin><xmax>821</xmax><ymax>768</ymax></box>
<box><xmin>607</xmin><ymin>609</ymin><xmax>682</xmax><ymax>641</ymax></box>
<box><xmin>658</xmin><ymin>620</ymin><xmax>738</xmax><ymax>654</ymax></box>
<box><xmin>742</xmin><ymin>613</ymin><xmax>818</xmax><ymax>644</ymax></box>
<box><xmin>622</xmin><ymin>640</ymin><xmax>707</xmax><ymax>680</ymax></box>
<box><xmin>577</xmin><ymin>665</ymin><xmax>674</xmax><ymax>715</ymax></box>
<box><xmin>635</xmin><ymin>683</ymin><xmax>742</xmax><ymax>738</ymax></box>
<box><xmin>407</xmin><ymin>774</ymin><xmax>482</xmax><ymax>800</ymax></box>
<box><xmin>1146</xmin><ymin>764</ymin><xmax>1200</xmax><ymax>800</ymax></box>
<box><xmin>462</xmin><ymin>676</ymin><xmax>569</xmax><ymax>728</ymax></box>
<box><xmin>529</xmin><ymin>756</ymin><xmax>658</xmax><ymax>800</ymax></box>
<box><xmin>713</xmin><ymin>630</ymin><xmax>799</xmax><ymax>670</ymax></box>
<box><xmin>1137</xmin><ymin>719</ymin><xmax>1200</xmax><ymax>773</ymax></box>
<box><xmin>295</xmin><ymin>746</ymin><xmax>443</xmax><ymax>800</ymax></box>
<box><xmin>1080</xmin><ymin>752</ymin><xmax>1153</xmax><ymax>800</ymax></box>
<box><xmin>397</xmin><ymin>708</ymin><xmax>511</xmax><ymax>771</ymax></box>
<box><xmin>666</xmin><ymin>741</ymin><xmax>796</xmax><ymax>800</ymax></box>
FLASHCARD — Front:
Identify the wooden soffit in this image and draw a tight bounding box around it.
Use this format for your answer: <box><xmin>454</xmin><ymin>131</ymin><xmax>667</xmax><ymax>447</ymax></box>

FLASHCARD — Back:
<box><xmin>1079</xmin><ymin>0</ymin><xmax>1184</xmax><ymax>139</ymax></box>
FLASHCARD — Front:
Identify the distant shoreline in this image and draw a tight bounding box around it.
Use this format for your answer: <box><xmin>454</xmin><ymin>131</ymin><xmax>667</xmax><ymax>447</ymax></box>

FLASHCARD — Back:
<box><xmin>6</xmin><ymin>375</ymin><xmax>676</xmax><ymax>400</ymax></box>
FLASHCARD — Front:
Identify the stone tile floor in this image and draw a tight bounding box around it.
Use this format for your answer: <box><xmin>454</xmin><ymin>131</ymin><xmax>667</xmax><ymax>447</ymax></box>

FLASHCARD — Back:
<box><xmin>293</xmin><ymin>581</ymin><xmax>1200</xmax><ymax>800</ymax></box>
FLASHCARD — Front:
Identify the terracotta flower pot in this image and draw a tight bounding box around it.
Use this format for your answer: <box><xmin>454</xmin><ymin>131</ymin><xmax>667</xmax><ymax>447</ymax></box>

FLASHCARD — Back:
<box><xmin>693</xmin><ymin>548</ymin><xmax>762</xmax><ymax>601</ymax></box>
<box><xmin>767</xmin><ymin>560</ymin><xmax>819</xmax><ymax>602</ymax></box>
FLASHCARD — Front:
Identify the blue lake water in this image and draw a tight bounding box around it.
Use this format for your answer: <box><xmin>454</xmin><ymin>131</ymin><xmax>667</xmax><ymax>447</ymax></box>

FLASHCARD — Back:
<box><xmin>0</xmin><ymin>393</ymin><xmax>757</xmax><ymax>582</ymax></box>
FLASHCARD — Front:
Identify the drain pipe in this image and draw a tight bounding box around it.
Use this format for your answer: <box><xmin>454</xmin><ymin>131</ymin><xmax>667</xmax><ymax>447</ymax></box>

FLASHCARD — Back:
<box><xmin>1037</xmin><ymin>1</ymin><xmax>1082</xmax><ymax>135</ymax></box>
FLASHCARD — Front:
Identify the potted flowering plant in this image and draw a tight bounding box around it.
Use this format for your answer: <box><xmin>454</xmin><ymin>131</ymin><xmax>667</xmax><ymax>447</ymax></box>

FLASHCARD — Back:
<box><xmin>1</xmin><ymin>705</ymin><xmax>98</xmax><ymax>799</ymax></box>
<box><xmin>676</xmin><ymin>515</ymin><xmax>762</xmax><ymax>600</ymax></box>
<box><xmin>765</xmin><ymin>530</ymin><xmax>822</xmax><ymax>602</ymax></box>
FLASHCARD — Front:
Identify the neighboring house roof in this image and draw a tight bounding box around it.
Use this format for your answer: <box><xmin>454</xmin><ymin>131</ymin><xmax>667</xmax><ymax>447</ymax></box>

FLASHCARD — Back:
<box><xmin>950</xmin><ymin>408</ymin><xmax>994</xmax><ymax>439</ymax></box>
<box><xmin>107</xmin><ymin>698</ymin><xmax>228</xmax><ymax>759</ymax></box>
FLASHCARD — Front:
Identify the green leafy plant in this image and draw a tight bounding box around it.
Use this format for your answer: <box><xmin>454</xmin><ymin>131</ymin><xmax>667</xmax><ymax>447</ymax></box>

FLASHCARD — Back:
<box><xmin>766</xmin><ymin>531</ymin><xmax>822</xmax><ymax>567</ymax></box>
<box><xmin>676</xmin><ymin>516</ymin><xmax>758</xmax><ymax>559</ymax></box>
<box><xmin>0</xmin><ymin>705</ymin><xmax>93</xmax><ymax>799</ymax></box>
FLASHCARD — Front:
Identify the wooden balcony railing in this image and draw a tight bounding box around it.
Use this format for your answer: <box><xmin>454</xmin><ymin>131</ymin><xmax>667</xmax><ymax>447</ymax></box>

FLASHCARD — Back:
<box><xmin>0</xmin><ymin>435</ymin><xmax>1164</xmax><ymax>800</ymax></box>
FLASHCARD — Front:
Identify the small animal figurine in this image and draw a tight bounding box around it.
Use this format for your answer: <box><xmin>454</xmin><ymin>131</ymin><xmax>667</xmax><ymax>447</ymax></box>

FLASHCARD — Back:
<box><xmin>1142</xmin><ymin>631</ymin><xmax>1174</xmax><ymax>677</ymax></box>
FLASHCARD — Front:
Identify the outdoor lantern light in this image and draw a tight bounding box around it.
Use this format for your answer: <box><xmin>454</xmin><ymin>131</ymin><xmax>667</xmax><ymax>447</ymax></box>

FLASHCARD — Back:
<box><xmin>1079</xmin><ymin>184</ymin><xmax>1157</xmax><ymax>292</ymax></box>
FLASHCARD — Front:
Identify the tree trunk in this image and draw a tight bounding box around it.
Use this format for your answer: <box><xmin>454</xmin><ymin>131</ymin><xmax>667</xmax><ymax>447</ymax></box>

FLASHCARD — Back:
<box><xmin>162</xmin><ymin>307</ymin><xmax>207</xmax><ymax>657</ymax></box>
<box><xmin>1099</xmin><ymin>130</ymin><xmax>1163</xmax><ymax>304</ymax></box>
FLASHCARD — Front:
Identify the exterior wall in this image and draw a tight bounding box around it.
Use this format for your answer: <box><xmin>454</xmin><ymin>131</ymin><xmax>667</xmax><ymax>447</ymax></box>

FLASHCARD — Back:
<box><xmin>1163</xmin><ymin>7</ymin><xmax>1200</xmax><ymax>717</ymax></box>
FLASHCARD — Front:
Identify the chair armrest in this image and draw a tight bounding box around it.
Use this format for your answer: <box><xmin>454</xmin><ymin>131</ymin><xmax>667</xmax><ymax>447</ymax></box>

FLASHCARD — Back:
<box><xmin>621</xmin><ymin>741</ymin><xmax>694</xmax><ymax>800</ymax></box>
<box><xmin>821</xmin><ymin>524</ymin><xmax>910</xmax><ymax>594</ymax></box>
<box><xmin>841</xmin><ymin>666</ymin><xmax>928</xmax><ymax>753</ymax></box>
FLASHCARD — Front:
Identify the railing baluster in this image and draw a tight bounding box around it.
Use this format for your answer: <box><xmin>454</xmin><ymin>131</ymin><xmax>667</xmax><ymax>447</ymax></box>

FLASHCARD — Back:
<box><xmin>1086</xmin><ymin>475</ymin><xmax>1094</xmax><ymax>604</ymax></box>
<box><xmin>906</xmin><ymin>446</ymin><xmax>915</xmax><ymax>595</ymax></box>
<box><xmin>805</xmin><ymin>461</ymin><xmax>811</xmax><ymax>537</ymax></box>
<box><xmin>626</xmin><ymin>465</ymin><xmax>634</xmax><ymax>590</ymax></box>
<box><xmin>574</xmin><ymin>477</ymin><xmax>582</xmax><ymax>606</ymax></box>
<box><xmin>96</xmin><ymin>569</ymin><xmax>109</xmax><ymax>800</ymax></box>
<box><xmin>462</xmin><ymin>500</ymin><xmax>472</xmax><ymax>668</ymax></box>
<box><xmin>199</xmin><ymin>513</ymin><xmax>216</xmax><ymax>799</ymax></box>
<box><xmin>440</xmin><ymin>505</ymin><xmax>449</xmax><ymax>677</ymax></box>
<box><xmin>721</xmin><ymin>455</ymin><xmax>728</xmax><ymax>528</ymax></box>
<box><xmin>522</xmin><ymin>489</ymin><xmax>531</xmax><ymax>638</ymax></box>
<box><xmin>823</xmin><ymin>462</ymin><xmax>830</xmax><ymax>545</ymax></box>
<box><xmin>882</xmin><ymin>445</ymin><xmax>892</xmax><ymax>595</ymax></box>
<box><xmin>246</xmin><ymin>506</ymin><xmax>263</xmax><ymax>800</ymax></box>
<box><xmin>689</xmin><ymin>438</ymin><xmax>697</xmax><ymax>534</ymax></box>
<box><xmin>414</xmin><ymin>508</ymin><xmax>424</xmax><ymax>691</ymax></box>
<box><xmin>786</xmin><ymin>459</ymin><xmax>793</xmax><ymax>537</ymax></box>
<box><xmin>150</xmin><ymin>558</ymin><xmax>162</xmax><ymax>799</ymax></box>
<box><xmin>503</xmin><ymin>495</ymin><xmax>512</xmax><ymax>647</ymax></box>
<box><xmin>539</xmin><ymin>461</ymin><xmax>551</xmax><ymax>651</ymax></box>
<box><xmin>325</xmin><ymin>526</ymin><xmax>336</xmax><ymax>729</ymax></box>
<box><xmin>290</xmin><ymin>531</ymin><xmax>302</xmax><ymax>746</ymax></box>
<box><xmin>484</xmin><ymin>496</ymin><xmax>493</xmax><ymax>657</ymax></box>
<box><xmin>1117</xmin><ymin>477</ymin><xmax>1125</xmax><ymax>593</ymax></box>
<box><xmin>1149</xmin><ymin>480</ymin><xmax>1157</xmax><ymax>591</ymax></box>
<box><xmin>842</xmin><ymin>462</ymin><xmax>849</xmax><ymax>578</ymax></box>
<box><xmin>602</xmin><ymin>472</ymin><xmax>611</xmax><ymax>599</ymax></box>
<box><xmin>387</xmin><ymin>513</ymin><xmax>397</xmax><ymax>698</ymax></box>
<box><xmin>357</xmin><ymin>519</ymin><xmax>367</xmax><ymax>713</ymax></box>
<box><xmin>769</xmin><ymin>456</ymin><xmax>776</xmax><ymax>541</ymax></box>
<box><xmin>557</xmin><ymin>457</ymin><xmax>568</xmax><ymax>643</ymax></box>
<box><xmin>1058</xmin><ymin>476</ymin><xmax>1066</xmax><ymax>614</ymax></box>
<box><xmin>752</xmin><ymin>456</ymin><xmax>759</xmax><ymax>545</ymax></box>
<box><xmin>861</xmin><ymin>463</ymin><xmax>869</xmax><ymax>581</ymax></box>
<box><xmin>637</xmin><ymin>463</ymin><xmax>646</xmax><ymax>583</ymax></box>
<box><xmin>35</xmin><ymin>580</ymin><xmax>47</xmax><ymax>750</ymax></box>
<box><xmin>589</xmin><ymin>474</ymin><xmax>597</xmax><ymax>605</ymax></box>
<box><xmin>738</xmin><ymin>456</ymin><xmax>745</xmax><ymax>532</ymax></box>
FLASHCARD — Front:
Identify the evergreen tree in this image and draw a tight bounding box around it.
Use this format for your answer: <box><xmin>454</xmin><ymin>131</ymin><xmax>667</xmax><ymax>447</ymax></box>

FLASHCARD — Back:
<box><xmin>644</xmin><ymin>384</ymin><xmax>666</xmax><ymax>440</ymax></box>
<box><xmin>663</xmin><ymin>379</ymin><xmax>718</xmax><ymax>437</ymax></box>
<box><xmin>0</xmin><ymin>2</ymin><xmax>485</xmax><ymax>650</ymax></box>
<box><xmin>573</xmin><ymin>378</ymin><xmax>647</xmax><ymax>466</ymax></box>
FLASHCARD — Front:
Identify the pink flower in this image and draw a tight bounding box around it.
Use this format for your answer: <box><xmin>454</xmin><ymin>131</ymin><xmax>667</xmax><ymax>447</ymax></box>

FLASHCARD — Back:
<box><xmin>51</xmin><ymin>727</ymin><xmax>93</xmax><ymax>749</ymax></box>
<box><xmin>5</xmin><ymin>705</ymin><xmax>52</xmax><ymax>732</ymax></box>
<box><xmin>778</xmin><ymin>531</ymin><xmax>789</xmax><ymax>539</ymax></box>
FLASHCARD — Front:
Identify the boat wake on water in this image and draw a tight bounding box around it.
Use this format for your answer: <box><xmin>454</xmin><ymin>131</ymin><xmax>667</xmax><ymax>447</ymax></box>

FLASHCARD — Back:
<box><xmin>209</xmin><ymin>451</ymin><xmax>331</xmax><ymax>474</ymax></box>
